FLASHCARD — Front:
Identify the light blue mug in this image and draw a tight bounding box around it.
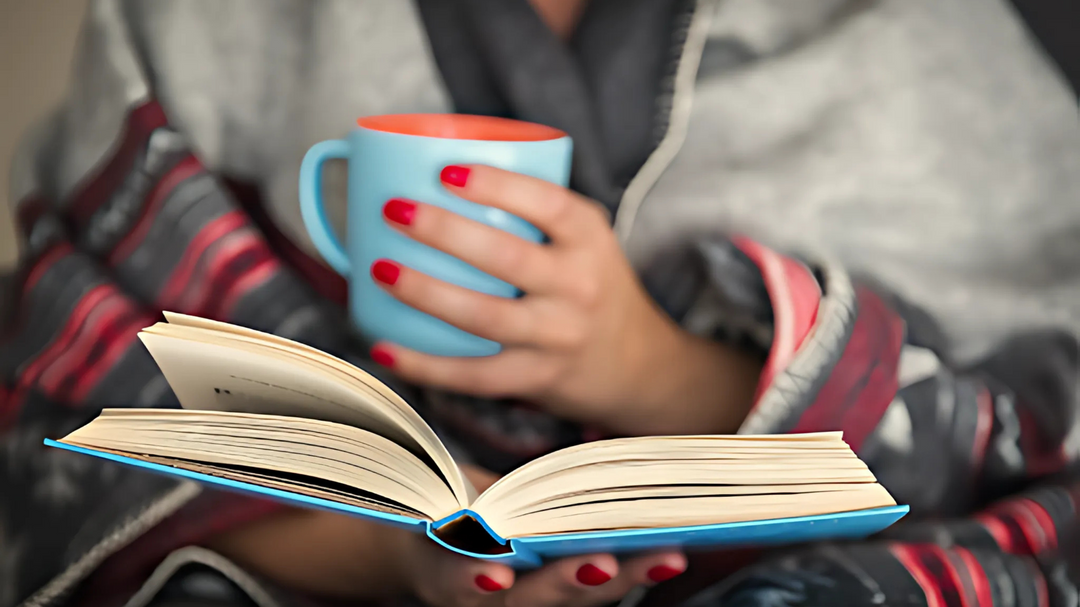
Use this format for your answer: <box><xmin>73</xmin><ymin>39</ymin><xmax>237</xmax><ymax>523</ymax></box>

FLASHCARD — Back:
<box><xmin>299</xmin><ymin>114</ymin><xmax>573</xmax><ymax>357</ymax></box>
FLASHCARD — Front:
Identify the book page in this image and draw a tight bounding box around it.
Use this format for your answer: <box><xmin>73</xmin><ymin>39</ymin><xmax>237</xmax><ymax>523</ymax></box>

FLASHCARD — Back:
<box><xmin>62</xmin><ymin>409</ymin><xmax>461</xmax><ymax>518</ymax></box>
<box><xmin>474</xmin><ymin>433</ymin><xmax>851</xmax><ymax>509</ymax></box>
<box><xmin>158</xmin><ymin>314</ymin><xmax>421</xmax><ymax>423</ymax></box>
<box><xmin>471</xmin><ymin>433</ymin><xmax>896</xmax><ymax>538</ymax></box>
<box><xmin>139</xmin><ymin>320</ymin><xmax>472</xmax><ymax>506</ymax></box>
<box><xmin>493</xmin><ymin>485</ymin><xmax>895</xmax><ymax>537</ymax></box>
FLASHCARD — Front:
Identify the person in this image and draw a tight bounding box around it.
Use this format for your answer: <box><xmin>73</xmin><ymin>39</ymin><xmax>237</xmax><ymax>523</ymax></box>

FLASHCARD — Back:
<box><xmin>2</xmin><ymin>0</ymin><xmax>1078</xmax><ymax>605</ymax></box>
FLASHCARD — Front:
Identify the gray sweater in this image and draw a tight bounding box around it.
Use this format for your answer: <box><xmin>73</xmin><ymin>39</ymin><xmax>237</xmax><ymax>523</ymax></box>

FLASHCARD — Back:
<box><xmin>9</xmin><ymin>0</ymin><xmax>1079</xmax><ymax>359</ymax></box>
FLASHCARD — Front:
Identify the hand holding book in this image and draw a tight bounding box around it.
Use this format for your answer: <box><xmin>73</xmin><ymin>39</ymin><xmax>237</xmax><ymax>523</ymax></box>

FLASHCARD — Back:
<box><xmin>207</xmin><ymin>465</ymin><xmax>685</xmax><ymax>602</ymax></box>
<box><xmin>48</xmin><ymin>313</ymin><xmax>907</xmax><ymax>569</ymax></box>
<box><xmin>366</xmin><ymin>164</ymin><xmax>762</xmax><ymax>436</ymax></box>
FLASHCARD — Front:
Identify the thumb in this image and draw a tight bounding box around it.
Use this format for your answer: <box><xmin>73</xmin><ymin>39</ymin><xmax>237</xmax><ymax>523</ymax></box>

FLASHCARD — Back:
<box><xmin>415</xmin><ymin>542</ymin><xmax>516</xmax><ymax>606</ymax></box>
<box><xmin>470</xmin><ymin>562</ymin><xmax>515</xmax><ymax>594</ymax></box>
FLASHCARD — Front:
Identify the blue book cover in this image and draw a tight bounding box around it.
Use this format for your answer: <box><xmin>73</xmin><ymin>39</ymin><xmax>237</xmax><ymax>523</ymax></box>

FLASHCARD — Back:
<box><xmin>43</xmin><ymin>438</ymin><xmax>907</xmax><ymax>568</ymax></box>
<box><xmin>44</xmin><ymin>314</ymin><xmax>909</xmax><ymax>568</ymax></box>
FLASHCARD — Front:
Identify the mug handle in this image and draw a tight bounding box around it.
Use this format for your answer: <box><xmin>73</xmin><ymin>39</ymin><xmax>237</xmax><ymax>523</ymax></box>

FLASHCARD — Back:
<box><xmin>299</xmin><ymin>139</ymin><xmax>351</xmax><ymax>275</ymax></box>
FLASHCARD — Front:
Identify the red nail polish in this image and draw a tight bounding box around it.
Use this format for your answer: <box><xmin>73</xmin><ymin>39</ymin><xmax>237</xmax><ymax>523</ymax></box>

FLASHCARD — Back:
<box><xmin>576</xmin><ymin>564</ymin><xmax>611</xmax><ymax>586</ymax></box>
<box><xmin>440</xmin><ymin>165</ymin><xmax>470</xmax><ymax>187</ymax></box>
<box><xmin>370</xmin><ymin>346</ymin><xmax>395</xmax><ymax>368</ymax></box>
<box><xmin>475</xmin><ymin>574</ymin><xmax>503</xmax><ymax>592</ymax></box>
<box><xmin>371</xmin><ymin>260</ymin><xmax>400</xmax><ymax>285</ymax></box>
<box><xmin>647</xmin><ymin>565</ymin><xmax>684</xmax><ymax>583</ymax></box>
<box><xmin>383</xmin><ymin>198</ymin><xmax>416</xmax><ymax>226</ymax></box>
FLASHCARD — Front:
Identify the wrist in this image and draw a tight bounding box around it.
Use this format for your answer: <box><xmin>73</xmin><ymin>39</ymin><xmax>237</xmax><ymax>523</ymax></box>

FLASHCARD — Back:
<box><xmin>383</xmin><ymin>525</ymin><xmax>426</xmax><ymax>596</ymax></box>
<box><xmin>618</xmin><ymin>321</ymin><xmax>761</xmax><ymax>436</ymax></box>
<box><xmin>208</xmin><ymin>509</ymin><xmax>417</xmax><ymax>599</ymax></box>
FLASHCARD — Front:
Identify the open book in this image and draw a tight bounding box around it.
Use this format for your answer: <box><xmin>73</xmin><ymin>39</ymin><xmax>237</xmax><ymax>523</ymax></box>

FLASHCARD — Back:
<box><xmin>48</xmin><ymin>313</ymin><xmax>907</xmax><ymax>566</ymax></box>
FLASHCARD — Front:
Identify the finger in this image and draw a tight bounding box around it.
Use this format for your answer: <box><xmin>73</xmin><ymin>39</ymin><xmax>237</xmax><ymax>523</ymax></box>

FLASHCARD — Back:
<box><xmin>369</xmin><ymin>342</ymin><xmax>555</xmax><ymax>398</ymax></box>
<box><xmin>440</xmin><ymin>164</ymin><xmax>607</xmax><ymax>245</ymax></box>
<box><xmin>418</xmin><ymin>546</ymin><xmax>516</xmax><ymax>607</ymax></box>
<box><xmin>382</xmin><ymin>198</ymin><xmax>561</xmax><ymax>294</ymax></box>
<box><xmin>370</xmin><ymin>259</ymin><xmax>538</xmax><ymax>346</ymax></box>
<box><xmin>503</xmin><ymin>554</ymin><xmax>620</xmax><ymax>607</ymax></box>
<box><xmin>548</xmin><ymin>548</ymin><xmax>682</xmax><ymax>604</ymax></box>
<box><xmin>553</xmin><ymin>552</ymin><xmax>686</xmax><ymax>607</ymax></box>
<box><xmin>506</xmin><ymin>552</ymin><xmax>687</xmax><ymax>607</ymax></box>
<box><xmin>550</xmin><ymin>552</ymin><xmax>687</xmax><ymax>607</ymax></box>
<box><xmin>618</xmin><ymin>551</ymin><xmax>688</xmax><ymax>588</ymax></box>
<box><xmin>469</xmin><ymin>563</ymin><xmax>515</xmax><ymax>597</ymax></box>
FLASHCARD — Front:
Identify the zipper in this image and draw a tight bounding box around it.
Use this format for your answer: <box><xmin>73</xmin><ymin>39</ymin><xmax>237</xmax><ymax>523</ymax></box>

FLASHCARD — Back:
<box><xmin>613</xmin><ymin>0</ymin><xmax>717</xmax><ymax>245</ymax></box>
<box><xmin>18</xmin><ymin>483</ymin><xmax>201</xmax><ymax>607</ymax></box>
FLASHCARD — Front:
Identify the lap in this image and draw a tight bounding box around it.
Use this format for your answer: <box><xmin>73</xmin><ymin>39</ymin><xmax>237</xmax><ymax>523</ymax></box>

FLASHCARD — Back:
<box><xmin>652</xmin><ymin>541</ymin><xmax>1071</xmax><ymax>607</ymax></box>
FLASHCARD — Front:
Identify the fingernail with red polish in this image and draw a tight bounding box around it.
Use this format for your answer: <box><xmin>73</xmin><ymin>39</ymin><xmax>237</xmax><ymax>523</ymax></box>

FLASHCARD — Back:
<box><xmin>475</xmin><ymin>574</ymin><xmax>503</xmax><ymax>592</ymax></box>
<box><xmin>370</xmin><ymin>345</ymin><xmax>395</xmax><ymax>368</ymax></box>
<box><xmin>576</xmin><ymin>564</ymin><xmax>611</xmax><ymax>586</ymax></box>
<box><xmin>371</xmin><ymin>259</ymin><xmax>400</xmax><ymax>285</ymax></box>
<box><xmin>647</xmin><ymin>565</ymin><xmax>684</xmax><ymax>583</ymax></box>
<box><xmin>440</xmin><ymin>165</ymin><xmax>470</xmax><ymax>187</ymax></box>
<box><xmin>383</xmin><ymin>198</ymin><xmax>417</xmax><ymax>226</ymax></box>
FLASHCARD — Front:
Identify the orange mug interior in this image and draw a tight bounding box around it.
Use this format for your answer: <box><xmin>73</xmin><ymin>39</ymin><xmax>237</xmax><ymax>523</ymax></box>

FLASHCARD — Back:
<box><xmin>357</xmin><ymin>114</ymin><xmax>566</xmax><ymax>142</ymax></box>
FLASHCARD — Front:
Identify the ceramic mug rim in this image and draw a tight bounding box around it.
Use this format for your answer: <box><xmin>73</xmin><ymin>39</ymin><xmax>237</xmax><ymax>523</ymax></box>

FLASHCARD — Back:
<box><xmin>355</xmin><ymin>113</ymin><xmax>567</xmax><ymax>143</ymax></box>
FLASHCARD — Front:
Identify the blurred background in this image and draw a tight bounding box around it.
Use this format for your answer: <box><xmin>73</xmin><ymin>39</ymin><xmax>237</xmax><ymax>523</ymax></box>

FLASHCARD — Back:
<box><xmin>0</xmin><ymin>0</ymin><xmax>1074</xmax><ymax>275</ymax></box>
<box><xmin>0</xmin><ymin>0</ymin><xmax>87</xmax><ymax>271</ymax></box>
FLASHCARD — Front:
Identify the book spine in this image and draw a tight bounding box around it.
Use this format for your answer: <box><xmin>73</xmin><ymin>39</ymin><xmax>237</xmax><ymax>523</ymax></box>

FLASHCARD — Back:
<box><xmin>427</xmin><ymin>510</ymin><xmax>542</xmax><ymax>567</ymax></box>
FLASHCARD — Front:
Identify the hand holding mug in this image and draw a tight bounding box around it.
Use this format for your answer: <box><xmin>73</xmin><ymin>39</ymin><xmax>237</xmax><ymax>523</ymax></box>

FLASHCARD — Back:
<box><xmin>300</xmin><ymin>114</ymin><xmax>759</xmax><ymax>436</ymax></box>
<box><xmin>300</xmin><ymin>114</ymin><xmax>573</xmax><ymax>357</ymax></box>
<box><xmin>369</xmin><ymin>165</ymin><xmax>761</xmax><ymax>436</ymax></box>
